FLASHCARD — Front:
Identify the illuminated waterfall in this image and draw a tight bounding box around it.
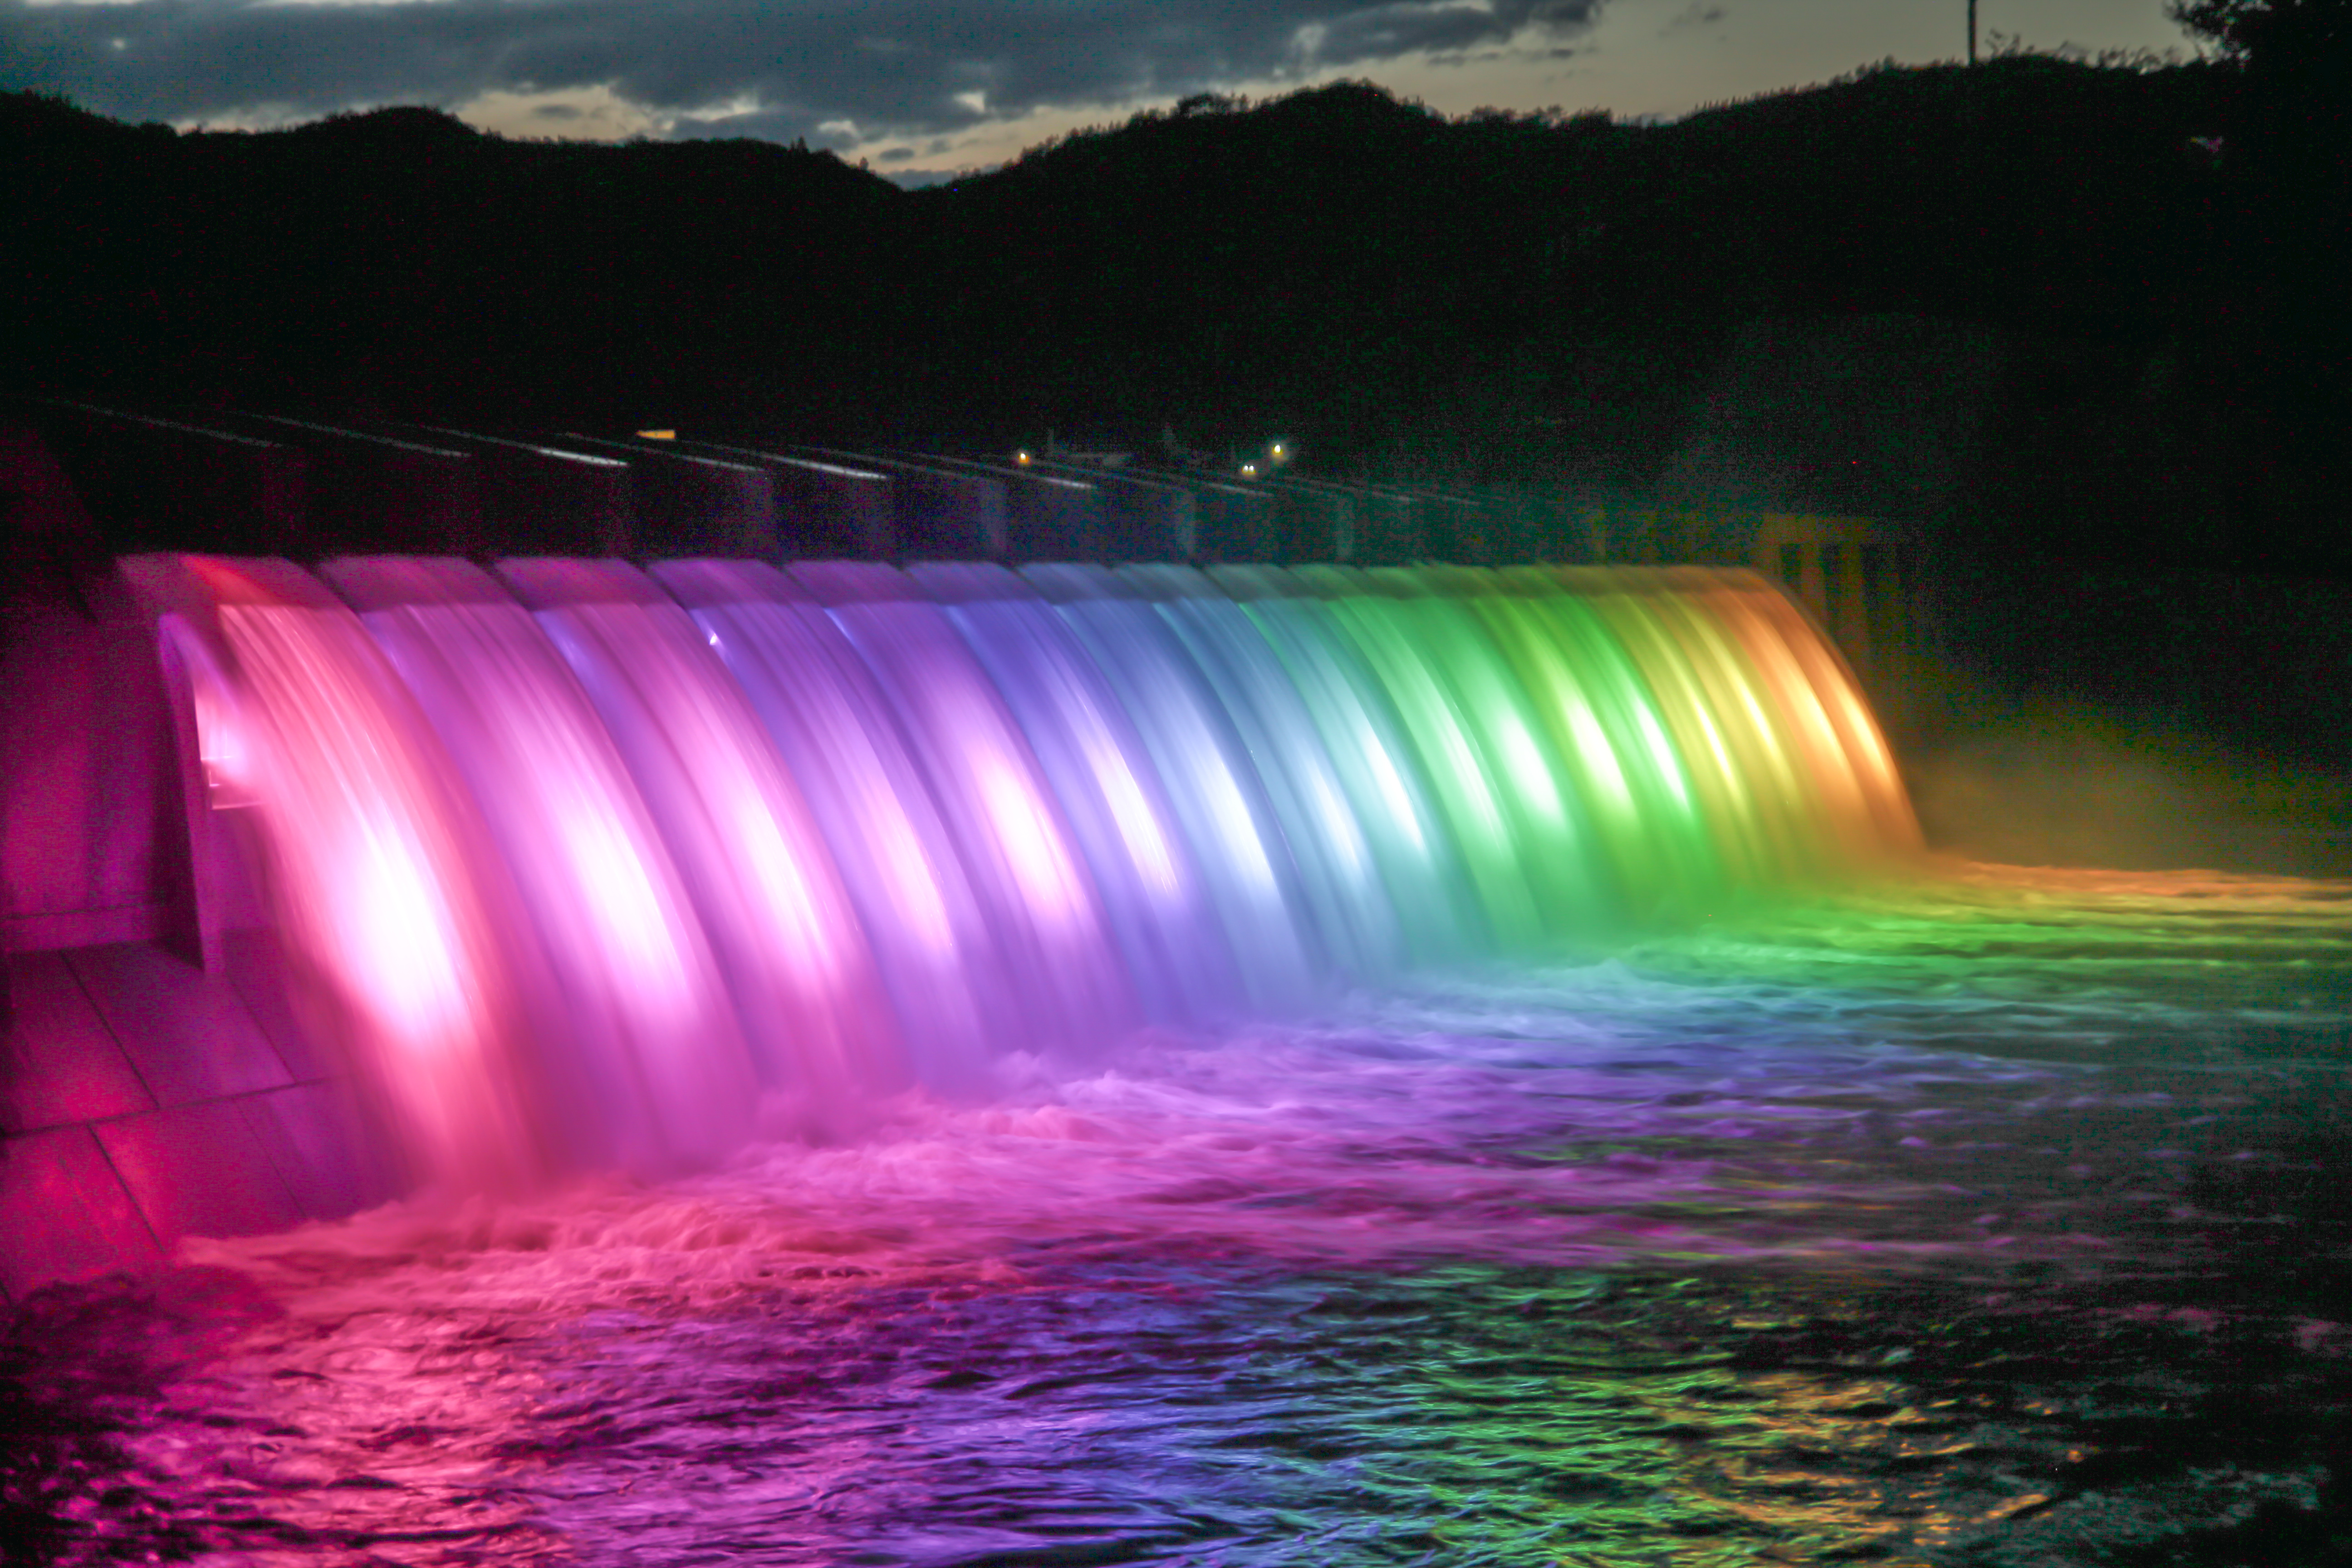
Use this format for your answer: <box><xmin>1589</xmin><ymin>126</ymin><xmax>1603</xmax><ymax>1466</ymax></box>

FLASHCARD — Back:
<box><xmin>167</xmin><ymin>554</ymin><xmax>1918</xmax><ymax>1186</ymax></box>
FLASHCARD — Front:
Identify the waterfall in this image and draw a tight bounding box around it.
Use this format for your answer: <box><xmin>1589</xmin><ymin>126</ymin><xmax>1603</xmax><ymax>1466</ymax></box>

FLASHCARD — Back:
<box><xmin>165</xmin><ymin>554</ymin><xmax>1918</xmax><ymax>1187</ymax></box>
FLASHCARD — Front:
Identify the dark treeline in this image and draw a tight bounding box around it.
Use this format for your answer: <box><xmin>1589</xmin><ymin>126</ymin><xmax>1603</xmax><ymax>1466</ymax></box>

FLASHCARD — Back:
<box><xmin>5</xmin><ymin>42</ymin><xmax>2345</xmax><ymax>577</ymax></box>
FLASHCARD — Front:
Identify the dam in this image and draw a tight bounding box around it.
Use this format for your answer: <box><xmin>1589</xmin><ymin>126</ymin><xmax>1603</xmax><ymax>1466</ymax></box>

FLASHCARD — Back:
<box><xmin>2</xmin><ymin>420</ymin><xmax>2346</xmax><ymax>1565</ymax></box>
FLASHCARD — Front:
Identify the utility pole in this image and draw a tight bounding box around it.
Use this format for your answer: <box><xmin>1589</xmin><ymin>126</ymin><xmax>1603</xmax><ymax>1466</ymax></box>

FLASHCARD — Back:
<box><xmin>1968</xmin><ymin>0</ymin><xmax>1978</xmax><ymax>64</ymax></box>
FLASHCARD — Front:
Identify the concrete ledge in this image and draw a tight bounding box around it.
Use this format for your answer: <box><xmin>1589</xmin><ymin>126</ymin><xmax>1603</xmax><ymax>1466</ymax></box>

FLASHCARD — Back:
<box><xmin>0</xmin><ymin>940</ymin><xmax>396</xmax><ymax>1303</ymax></box>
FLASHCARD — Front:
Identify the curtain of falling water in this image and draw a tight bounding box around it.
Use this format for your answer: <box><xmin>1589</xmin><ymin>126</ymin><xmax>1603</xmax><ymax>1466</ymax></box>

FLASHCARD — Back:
<box><xmin>789</xmin><ymin>562</ymin><xmax>1140</xmax><ymax>1060</ymax></box>
<box><xmin>1484</xmin><ymin>569</ymin><xmax>1726</xmax><ymax>908</ymax></box>
<box><xmin>176</xmin><ymin>558</ymin><xmax>556</xmax><ymax>1191</ymax></box>
<box><xmin>1561</xmin><ymin>571</ymin><xmax>1787</xmax><ymax>886</ymax></box>
<box><xmin>1205</xmin><ymin>565</ymin><xmax>1488</xmax><ymax>967</ymax></box>
<box><xmin>907</xmin><ymin>561</ymin><xmax>1242</xmax><ymax>1028</ymax></box>
<box><xmin>649</xmin><ymin>559</ymin><xmax>1012</xmax><ymax>1094</ymax></box>
<box><xmin>1287</xmin><ymin>565</ymin><xmax>1574</xmax><ymax>946</ymax></box>
<box><xmin>1122</xmin><ymin>564</ymin><xmax>1406</xmax><ymax>981</ymax></box>
<box><xmin>171</xmin><ymin>554</ymin><xmax>1920</xmax><ymax>1189</ymax></box>
<box><xmin>322</xmin><ymin>556</ymin><xmax>758</xmax><ymax>1171</ymax></box>
<box><xmin>1692</xmin><ymin>568</ymin><xmax>1921</xmax><ymax>854</ymax></box>
<box><xmin>1021</xmin><ymin>563</ymin><xmax>1322</xmax><ymax>1015</ymax></box>
<box><xmin>1462</xmin><ymin>572</ymin><xmax>1716</xmax><ymax>922</ymax></box>
<box><xmin>496</xmin><ymin>558</ymin><xmax>909</xmax><ymax>1116</ymax></box>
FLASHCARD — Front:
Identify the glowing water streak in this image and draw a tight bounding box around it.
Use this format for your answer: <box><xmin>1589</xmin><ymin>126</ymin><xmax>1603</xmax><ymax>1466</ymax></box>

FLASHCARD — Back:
<box><xmin>1279</xmin><ymin>568</ymin><xmax>1542</xmax><ymax>947</ymax></box>
<box><xmin>652</xmin><ymin>559</ymin><xmax>1019</xmax><ymax>1093</ymax></box>
<box><xmin>1125</xmin><ymin>563</ymin><xmax>1405</xmax><ymax>980</ymax></box>
<box><xmin>180</xmin><ymin>556</ymin><xmax>550</xmax><ymax>1191</ymax></box>
<box><xmin>1303</xmin><ymin>565</ymin><xmax>1609</xmax><ymax>941</ymax></box>
<box><xmin>1453</xmin><ymin>567</ymin><xmax>1709</xmax><ymax>921</ymax></box>
<box><xmin>1023</xmin><ymin>564</ymin><xmax>1321</xmax><ymax>1014</ymax></box>
<box><xmin>498</xmin><ymin>559</ymin><xmax>908</xmax><ymax>1106</ymax></box>
<box><xmin>1498</xmin><ymin>576</ymin><xmax>1722</xmax><ymax>897</ymax></box>
<box><xmin>1556</xmin><ymin>568</ymin><xmax>1779</xmax><ymax>886</ymax></box>
<box><xmin>796</xmin><ymin>563</ymin><xmax>1137</xmax><ymax>1058</ymax></box>
<box><xmin>1703</xmin><ymin>569</ymin><xmax>1922</xmax><ymax>854</ymax></box>
<box><xmin>1211</xmin><ymin>566</ymin><xmax>1485</xmax><ymax>966</ymax></box>
<box><xmin>911</xmin><ymin>562</ymin><xmax>1239</xmax><ymax>1026</ymax></box>
<box><xmin>1631</xmin><ymin>573</ymin><xmax>1828</xmax><ymax>876</ymax></box>
<box><xmin>1665</xmin><ymin>568</ymin><xmax>1882</xmax><ymax>866</ymax></box>
<box><xmin>327</xmin><ymin>556</ymin><xmax>757</xmax><ymax>1170</ymax></box>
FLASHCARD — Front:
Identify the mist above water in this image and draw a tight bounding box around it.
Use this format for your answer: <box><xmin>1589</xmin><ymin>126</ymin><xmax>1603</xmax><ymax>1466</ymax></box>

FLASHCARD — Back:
<box><xmin>1907</xmin><ymin>695</ymin><xmax>2352</xmax><ymax>879</ymax></box>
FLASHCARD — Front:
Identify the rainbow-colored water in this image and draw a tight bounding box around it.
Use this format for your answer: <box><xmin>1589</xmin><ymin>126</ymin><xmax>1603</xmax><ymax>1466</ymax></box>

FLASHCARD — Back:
<box><xmin>38</xmin><ymin>556</ymin><xmax>2343</xmax><ymax>1565</ymax></box>
<box><xmin>164</xmin><ymin>556</ymin><xmax>1916</xmax><ymax>1185</ymax></box>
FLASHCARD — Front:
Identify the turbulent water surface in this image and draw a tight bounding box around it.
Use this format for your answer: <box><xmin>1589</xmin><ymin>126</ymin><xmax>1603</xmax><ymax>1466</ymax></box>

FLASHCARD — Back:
<box><xmin>8</xmin><ymin>862</ymin><xmax>2352</xmax><ymax>1567</ymax></box>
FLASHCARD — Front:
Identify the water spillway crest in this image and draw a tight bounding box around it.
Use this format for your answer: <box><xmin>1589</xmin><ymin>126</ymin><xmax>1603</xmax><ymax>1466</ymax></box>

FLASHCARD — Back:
<box><xmin>147</xmin><ymin>555</ymin><xmax>1919</xmax><ymax>1191</ymax></box>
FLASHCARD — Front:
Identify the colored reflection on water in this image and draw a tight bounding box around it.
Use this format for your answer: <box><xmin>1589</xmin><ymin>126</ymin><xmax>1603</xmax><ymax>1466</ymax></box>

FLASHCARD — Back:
<box><xmin>9</xmin><ymin>866</ymin><xmax>2351</xmax><ymax>1566</ymax></box>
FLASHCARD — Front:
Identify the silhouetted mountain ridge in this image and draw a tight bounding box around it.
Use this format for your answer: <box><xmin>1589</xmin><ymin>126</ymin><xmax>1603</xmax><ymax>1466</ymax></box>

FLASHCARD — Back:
<box><xmin>5</xmin><ymin>57</ymin><xmax>2340</xmax><ymax>571</ymax></box>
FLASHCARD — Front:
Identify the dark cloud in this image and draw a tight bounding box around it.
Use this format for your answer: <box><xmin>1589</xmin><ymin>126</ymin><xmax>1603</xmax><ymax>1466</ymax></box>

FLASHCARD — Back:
<box><xmin>1661</xmin><ymin>1</ymin><xmax>1726</xmax><ymax>34</ymax></box>
<box><xmin>0</xmin><ymin>0</ymin><xmax>1607</xmax><ymax>143</ymax></box>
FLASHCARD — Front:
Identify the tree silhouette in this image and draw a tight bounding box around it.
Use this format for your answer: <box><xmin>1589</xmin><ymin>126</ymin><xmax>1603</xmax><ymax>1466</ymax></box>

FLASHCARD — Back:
<box><xmin>2167</xmin><ymin>0</ymin><xmax>2349</xmax><ymax>557</ymax></box>
<box><xmin>2170</xmin><ymin>0</ymin><xmax>2352</xmax><ymax>63</ymax></box>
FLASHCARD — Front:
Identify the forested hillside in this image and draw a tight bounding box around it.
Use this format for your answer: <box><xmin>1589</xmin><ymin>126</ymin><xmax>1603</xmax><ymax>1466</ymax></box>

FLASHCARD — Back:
<box><xmin>5</xmin><ymin>47</ymin><xmax>2342</xmax><ymax>572</ymax></box>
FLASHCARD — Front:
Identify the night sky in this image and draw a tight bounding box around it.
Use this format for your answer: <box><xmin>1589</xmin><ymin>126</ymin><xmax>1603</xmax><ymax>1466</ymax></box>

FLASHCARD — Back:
<box><xmin>7</xmin><ymin>0</ymin><xmax>2200</xmax><ymax>176</ymax></box>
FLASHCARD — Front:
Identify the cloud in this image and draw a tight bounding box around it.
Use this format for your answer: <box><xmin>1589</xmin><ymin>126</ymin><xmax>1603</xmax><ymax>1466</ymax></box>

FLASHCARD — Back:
<box><xmin>1661</xmin><ymin>1</ymin><xmax>1725</xmax><ymax>34</ymax></box>
<box><xmin>0</xmin><ymin>0</ymin><xmax>1609</xmax><ymax>144</ymax></box>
